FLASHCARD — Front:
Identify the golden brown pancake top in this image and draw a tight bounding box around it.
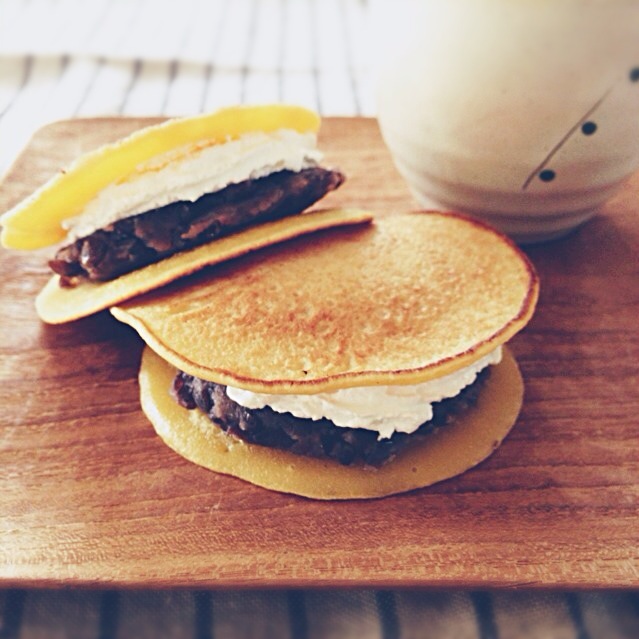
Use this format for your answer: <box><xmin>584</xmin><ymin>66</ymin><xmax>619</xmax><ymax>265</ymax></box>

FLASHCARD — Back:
<box><xmin>113</xmin><ymin>211</ymin><xmax>539</xmax><ymax>393</ymax></box>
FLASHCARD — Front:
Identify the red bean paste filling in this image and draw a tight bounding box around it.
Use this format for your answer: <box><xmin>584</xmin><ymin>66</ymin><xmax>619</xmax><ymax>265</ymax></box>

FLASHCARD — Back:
<box><xmin>170</xmin><ymin>368</ymin><xmax>490</xmax><ymax>467</ymax></box>
<box><xmin>50</xmin><ymin>167</ymin><xmax>344</xmax><ymax>286</ymax></box>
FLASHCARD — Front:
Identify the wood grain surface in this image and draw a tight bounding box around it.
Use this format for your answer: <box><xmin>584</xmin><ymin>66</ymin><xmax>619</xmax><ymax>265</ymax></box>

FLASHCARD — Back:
<box><xmin>0</xmin><ymin>117</ymin><xmax>637</xmax><ymax>589</ymax></box>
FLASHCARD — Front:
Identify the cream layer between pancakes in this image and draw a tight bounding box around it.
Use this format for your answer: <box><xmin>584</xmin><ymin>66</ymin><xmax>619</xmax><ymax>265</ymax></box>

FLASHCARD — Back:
<box><xmin>226</xmin><ymin>346</ymin><xmax>503</xmax><ymax>439</ymax></box>
<box><xmin>62</xmin><ymin>129</ymin><xmax>321</xmax><ymax>241</ymax></box>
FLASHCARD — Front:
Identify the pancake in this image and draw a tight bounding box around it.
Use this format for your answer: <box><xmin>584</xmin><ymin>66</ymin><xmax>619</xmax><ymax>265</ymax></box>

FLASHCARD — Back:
<box><xmin>112</xmin><ymin>211</ymin><xmax>539</xmax><ymax>393</ymax></box>
<box><xmin>35</xmin><ymin>208</ymin><xmax>372</xmax><ymax>324</ymax></box>
<box><xmin>0</xmin><ymin>104</ymin><xmax>322</xmax><ymax>249</ymax></box>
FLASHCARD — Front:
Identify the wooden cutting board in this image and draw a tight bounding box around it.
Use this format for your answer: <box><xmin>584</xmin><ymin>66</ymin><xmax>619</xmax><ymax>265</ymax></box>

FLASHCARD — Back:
<box><xmin>0</xmin><ymin>117</ymin><xmax>637</xmax><ymax>589</ymax></box>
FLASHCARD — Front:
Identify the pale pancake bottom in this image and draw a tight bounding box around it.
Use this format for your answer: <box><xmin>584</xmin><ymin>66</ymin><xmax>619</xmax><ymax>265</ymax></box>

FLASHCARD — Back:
<box><xmin>138</xmin><ymin>346</ymin><xmax>524</xmax><ymax>500</ymax></box>
<box><xmin>35</xmin><ymin>208</ymin><xmax>372</xmax><ymax>324</ymax></box>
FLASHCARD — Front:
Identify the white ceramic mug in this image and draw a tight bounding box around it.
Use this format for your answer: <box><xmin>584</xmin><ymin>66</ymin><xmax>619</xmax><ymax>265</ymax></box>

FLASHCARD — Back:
<box><xmin>373</xmin><ymin>0</ymin><xmax>639</xmax><ymax>242</ymax></box>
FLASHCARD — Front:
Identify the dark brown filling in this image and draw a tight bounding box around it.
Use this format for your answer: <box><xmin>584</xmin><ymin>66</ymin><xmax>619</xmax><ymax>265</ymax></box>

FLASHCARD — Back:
<box><xmin>170</xmin><ymin>369</ymin><xmax>490</xmax><ymax>467</ymax></box>
<box><xmin>50</xmin><ymin>167</ymin><xmax>344</xmax><ymax>286</ymax></box>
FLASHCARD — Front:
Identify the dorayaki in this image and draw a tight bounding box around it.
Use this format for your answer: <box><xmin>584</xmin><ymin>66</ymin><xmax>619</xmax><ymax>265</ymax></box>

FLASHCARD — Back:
<box><xmin>0</xmin><ymin>104</ymin><xmax>367</xmax><ymax>323</ymax></box>
<box><xmin>112</xmin><ymin>211</ymin><xmax>539</xmax><ymax>499</ymax></box>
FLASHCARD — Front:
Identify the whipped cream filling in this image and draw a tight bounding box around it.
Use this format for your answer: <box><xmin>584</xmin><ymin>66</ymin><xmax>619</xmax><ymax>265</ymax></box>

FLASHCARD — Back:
<box><xmin>63</xmin><ymin>129</ymin><xmax>321</xmax><ymax>241</ymax></box>
<box><xmin>226</xmin><ymin>347</ymin><xmax>503</xmax><ymax>439</ymax></box>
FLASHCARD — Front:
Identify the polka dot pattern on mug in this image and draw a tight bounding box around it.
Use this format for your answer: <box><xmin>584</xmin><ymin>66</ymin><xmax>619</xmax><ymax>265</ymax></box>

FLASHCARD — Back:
<box><xmin>524</xmin><ymin>66</ymin><xmax>639</xmax><ymax>190</ymax></box>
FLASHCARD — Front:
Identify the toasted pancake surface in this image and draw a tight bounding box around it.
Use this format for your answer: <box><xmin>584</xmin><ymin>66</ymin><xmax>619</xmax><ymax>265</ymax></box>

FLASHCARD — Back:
<box><xmin>37</xmin><ymin>208</ymin><xmax>372</xmax><ymax>324</ymax></box>
<box><xmin>138</xmin><ymin>345</ymin><xmax>524</xmax><ymax>499</ymax></box>
<box><xmin>113</xmin><ymin>211</ymin><xmax>538</xmax><ymax>393</ymax></box>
